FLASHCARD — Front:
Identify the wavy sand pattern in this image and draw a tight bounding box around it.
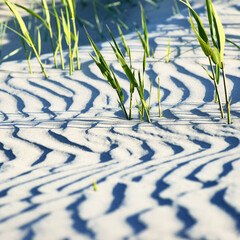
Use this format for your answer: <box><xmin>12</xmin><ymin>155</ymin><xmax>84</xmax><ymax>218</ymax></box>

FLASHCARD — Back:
<box><xmin>0</xmin><ymin>0</ymin><xmax>240</xmax><ymax>239</ymax></box>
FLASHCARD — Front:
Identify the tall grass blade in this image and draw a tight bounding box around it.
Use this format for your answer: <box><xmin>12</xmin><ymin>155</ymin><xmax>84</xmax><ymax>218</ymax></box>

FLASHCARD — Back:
<box><xmin>166</xmin><ymin>36</ymin><xmax>170</xmax><ymax>62</ymax></box>
<box><xmin>52</xmin><ymin>0</ymin><xmax>64</xmax><ymax>69</ymax></box>
<box><xmin>61</xmin><ymin>8</ymin><xmax>73</xmax><ymax>75</ymax></box>
<box><xmin>117</xmin><ymin>24</ymin><xmax>131</xmax><ymax>66</ymax></box>
<box><xmin>93</xmin><ymin>0</ymin><xmax>102</xmax><ymax>36</ymax></box>
<box><xmin>85</xmin><ymin>26</ymin><xmax>110</xmax><ymax>73</ymax></box>
<box><xmin>66</xmin><ymin>0</ymin><xmax>80</xmax><ymax>70</ymax></box>
<box><xmin>110</xmin><ymin>41</ymin><xmax>138</xmax><ymax>88</ymax></box>
<box><xmin>37</xmin><ymin>27</ymin><xmax>41</xmax><ymax>55</ymax></box>
<box><xmin>211</xmin><ymin>3</ymin><xmax>225</xmax><ymax>66</ymax></box>
<box><xmin>107</xmin><ymin>25</ymin><xmax>124</xmax><ymax>58</ymax></box>
<box><xmin>140</xmin><ymin>2</ymin><xmax>150</xmax><ymax>57</ymax></box>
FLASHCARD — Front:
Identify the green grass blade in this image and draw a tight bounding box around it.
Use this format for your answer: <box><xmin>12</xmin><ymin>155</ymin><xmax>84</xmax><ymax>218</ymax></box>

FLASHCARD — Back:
<box><xmin>206</xmin><ymin>0</ymin><xmax>217</xmax><ymax>48</ymax></box>
<box><xmin>111</xmin><ymin>43</ymin><xmax>138</xmax><ymax>87</ymax></box>
<box><xmin>215</xmin><ymin>63</ymin><xmax>220</xmax><ymax>84</ymax></box>
<box><xmin>95</xmin><ymin>0</ymin><xmax>128</xmax><ymax>30</ymax></box>
<box><xmin>90</xmin><ymin>53</ymin><xmax>117</xmax><ymax>89</ymax></box>
<box><xmin>42</xmin><ymin>0</ymin><xmax>50</xmax><ymax>26</ymax></box>
<box><xmin>226</xmin><ymin>38</ymin><xmax>240</xmax><ymax>50</ymax></box>
<box><xmin>197</xmin><ymin>61</ymin><xmax>214</xmax><ymax>80</ymax></box>
<box><xmin>140</xmin><ymin>2</ymin><xmax>150</xmax><ymax>57</ymax></box>
<box><xmin>61</xmin><ymin>9</ymin><xmax>70</xmax><ymax>45</ymax></box>
<box><xmin>107</xmin><ymin>25</ymin><xmax>124</xmax><ymax>58</ymax></box>
<box><xmin>137</xmin><ymin>87</ymin><xmax>151</xmax><ymax>122</ymax></box>
<box><xmin>117</xmin><ymin>24</ymin><xmax>130</xmax><ymax>59</ymax></box>
<box><xmin>166</xmin><ymin>36</ymin><xmax>170</xmax><ymax>62</ymax></box>
<box><xmin>1</xmin><ymin>47</ymin><xmax>22</xmax><ymax>62</ymax></box>
<box><xmin>136</xmin><ymin>29</ymin><xmax>146</xmax><ymax>52</ymax></box>
<box><xmin>15</xmin><ymin>3</ymin><xmax>49</xmax><ymax>30</ymax></box>
<box><xmin>210</xmin><ymin>1</ymin><xmax>225</xmax><ymax>65</ymax></box>
<box><xmin>37</xmin><ymin>27</ymin><xmax>41</xmax><ymax>55</ymax></box>
<box><xmin>93</xmin><ymin>0</ymin><xmax>102</xmax><ymax>35</ymax></box>
<box><xmin>5</xmin><ymin>0</ymin><xmax>47</xmax><ymax>77</ymax></box>
<box><xmin>72</xmin><ymin>31</ymin><xmax>79</xmax><ymax>59</ymax></box>
<box><xmin>66</xmin><ymin>0</ymin><xmax>75</xmax><ymax>19</ymax></box>
<box><xmin>179</xmin><ymin>0</ymin><xmax>209</xmax><ymax>45</ymax></box>
<box><xmin>188</xmin><ymin>10</ymin><xmax>212</xmax><ymax>56</ymax></box>
<box><xmin>84</xmin><ymin>26</ymin><xmax>109</xmax><ymax>71</ymax></box>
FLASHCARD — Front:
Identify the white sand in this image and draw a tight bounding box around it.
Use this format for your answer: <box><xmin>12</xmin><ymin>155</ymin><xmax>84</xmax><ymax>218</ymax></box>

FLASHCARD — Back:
<box><xmin>0</xmin><ymin>0</ymin><xmax>240</xmax><ymax>239</ymax></box>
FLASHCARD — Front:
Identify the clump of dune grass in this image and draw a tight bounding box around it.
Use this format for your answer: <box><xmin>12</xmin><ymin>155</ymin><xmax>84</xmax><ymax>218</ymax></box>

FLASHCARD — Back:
<box><xmin>85</xmin><ymin>26</ymin><xmax>151</xmax><ymax>122</ymax></box>
<box><xmin>4</xmin><ymin>0</ymin><xmax>81</xmax><ymax>76</ymax></box>
<box><xmin>62</xmin><ymin>0</ymin><xmax>80</xmax><ymax>70</ymax></box>
<box><xmin>4</xmin><ymin>0</ymin><xmax>48</xmax><ymax>78</ymax></box>
<box><xmin>15</xmin><ymin>0</ymin><xmax>58</xmax><ymax>69</ymax></box>
<box><xmin>179</xmin><ymin>0</ymin><xmax>231</xmax><ymax>124</ymax></box>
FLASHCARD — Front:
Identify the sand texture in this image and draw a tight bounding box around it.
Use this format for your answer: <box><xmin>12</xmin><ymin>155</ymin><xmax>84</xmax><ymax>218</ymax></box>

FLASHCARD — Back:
<box><xmin>0</xmin><ymin>0</ymin><xmax>240</xmax><ymax>239</ymax></box>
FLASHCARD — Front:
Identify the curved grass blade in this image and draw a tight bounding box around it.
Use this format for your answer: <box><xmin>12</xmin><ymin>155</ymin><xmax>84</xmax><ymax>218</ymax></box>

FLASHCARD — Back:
<box><xmin>93</xmin><ymin>0</ymin><xmax>102</xmax><ymax>36</ymax></box>
<box><xmin>211</xmin><ymin>1</ymin><xmax>225</xmax><ymax>65</ymax></box>
<box><xmin>95</xmin><ymin>0</ymin><xmax>128</xmax><ymax>30</ymax></box>
<box><xmin>111</xmin><ymin>43</ymin><xmax>138</xmax><ymax>88</ymax></box>
<box><xmin>0</xmin><ymin>47</ymin><xmax>22</xmax><ymax>62</ymax></box>
<box><xmin>226</xmin><ymin>38</ymin><xmax>240</xmax><ymax>50</ymax></box>
<box><xmin>140</xmin><ymin>2</ymin><xmax>150</xmax><ymax>57</ymax></box>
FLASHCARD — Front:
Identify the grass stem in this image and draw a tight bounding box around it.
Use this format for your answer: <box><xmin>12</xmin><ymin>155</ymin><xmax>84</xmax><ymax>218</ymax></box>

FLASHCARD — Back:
<box><xmin>208</xmin><ymin>56</ymin><xmax>224</xmax><ymax>118</ymax></box>
<box><xmin>221</xmin><ymin>63</ymin><xmax>231</xmax><ymax>124</ymax></box>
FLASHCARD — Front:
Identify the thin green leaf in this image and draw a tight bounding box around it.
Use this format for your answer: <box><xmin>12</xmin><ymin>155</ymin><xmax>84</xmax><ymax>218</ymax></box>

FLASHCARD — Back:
<box><xmin>140</xmin><ymin>2</ymin><xmax>150</xmax><ymax>57</ymax></box>
<box><xmin>197</xmin><ymin>61</ymin><xmax>214</xmax><ymax>80</ymax></box>
<box><xmin>85</xmin><ymin>27</ymin><xmax>110</xmax><ymax>72</ymax></box>
<box><xmin>15</xmin><ymin>3</ymin><xmax>49</xmax><ymax>30</ymax></box>
<box><xmin>136</xmin><ymin>29</ymin><xmax>146</xmax><ymax>52</ymax></box>
<box><xmin>226</xmin><ymin>38</ymin><xmax>240</xmax><ymax>50</ymax></box>
<box><xmin>216</xmin><ymin>63</ymin><xmax>220</xmax><ymax>84</ymax></box>
<box><xmin>117</xmin><ymin>24</ymin><xmax>129</xmax><ymax>55</ymax></box>
<box><xmin>93</xmin><ymin>0</ymin><xmax>102</xmax><ymax>35</ymax></box>
<box><xmin>72</xmin><ymin>31</ymin><xmax>79</xmax><ymax>59</ymax></box>
<box><xmin>107</xmin><ymin>25</ymin><xmax>124</xmax><ymax>58</ymax></box>
<box><xmin>111</xmin><ymin>43</ymin><xmax>138</xmax><ymax>87</ymax></box>
<box><xmin>90</xmin><ymin>53</ymin><xmax>117</xmax><ymax>89</ymax></box>
<box><xmin>61</xmin><ymin>9</ymin><xmax>70</xmax><ymax>45</ymax></box>
<box><xmin>211</xmin><ymin>1</ymin><xmax>225</xmax><ymax>64</ymax></box>
<box><xmin>95</xmin><ymin>0</ymin><xmax>128</xmax><ymax>30</ymax></box>
<box><xmin>1</xmin><ymin>47</ymin><xmax>22</xmax><ymax>62</ymax></box>
<box><xmin>188</xmin><ymin>10</ymin><xmax>212</xmax><ymax>56</ymax></box>
<box><xmin>110</xmin><ymin>67</ymin><xmax>124</xmax><ymax>102</ymax></box>
<box><xmin>166</xmin><ymin>36</ymin><xmax>170</xmax><ymax>62</ymax></box>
